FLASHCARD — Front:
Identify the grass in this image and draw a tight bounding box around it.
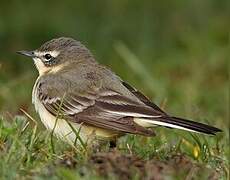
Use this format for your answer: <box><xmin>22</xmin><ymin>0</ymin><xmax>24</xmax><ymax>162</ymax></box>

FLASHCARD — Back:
<box><xmin>0</xmin><ymin>114</ymin><xmax>228</xmax><ymax>179</ymax></box>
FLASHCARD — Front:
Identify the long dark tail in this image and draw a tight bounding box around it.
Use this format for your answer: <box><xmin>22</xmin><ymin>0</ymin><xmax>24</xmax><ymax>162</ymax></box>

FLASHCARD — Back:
<box><xmin>137</xmin><ymin>116</ymin><xmax>222</xmax><ymax>135</ymax></box>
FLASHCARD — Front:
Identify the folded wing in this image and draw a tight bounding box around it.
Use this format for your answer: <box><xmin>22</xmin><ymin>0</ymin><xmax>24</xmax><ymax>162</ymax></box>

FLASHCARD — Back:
<box><xmin>37</xmin><ymin>76</ymin><xmax>221</xmax><ymax>136</ymax></box>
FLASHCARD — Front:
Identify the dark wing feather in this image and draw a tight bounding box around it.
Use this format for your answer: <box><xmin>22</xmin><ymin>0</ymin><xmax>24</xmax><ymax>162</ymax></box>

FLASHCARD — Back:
<box><xmin>122</xmin><ymin>81</ymin><xmax>166</xmax><ymax>114</ymax></box>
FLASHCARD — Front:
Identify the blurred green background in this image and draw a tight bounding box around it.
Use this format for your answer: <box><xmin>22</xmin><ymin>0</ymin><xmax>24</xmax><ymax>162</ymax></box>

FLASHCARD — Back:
<box><xmin>0</xmin><ymin>0</ymin><xmax>229</xmax><ymax>132</ymax></box>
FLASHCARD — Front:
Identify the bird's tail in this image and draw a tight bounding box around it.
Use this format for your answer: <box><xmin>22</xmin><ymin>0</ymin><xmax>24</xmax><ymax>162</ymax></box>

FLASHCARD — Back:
<box><xmin>134</xmin><ymin>116</ymin><xmax>222</xmax><ymax>135</ymax></box>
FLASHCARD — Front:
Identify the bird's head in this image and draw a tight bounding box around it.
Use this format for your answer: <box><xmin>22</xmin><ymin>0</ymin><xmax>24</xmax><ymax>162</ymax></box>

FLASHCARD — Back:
<box><xmin>17</xmin><ymin>37</ymin><xmax>94</xmax><ymax>75</ymax></box>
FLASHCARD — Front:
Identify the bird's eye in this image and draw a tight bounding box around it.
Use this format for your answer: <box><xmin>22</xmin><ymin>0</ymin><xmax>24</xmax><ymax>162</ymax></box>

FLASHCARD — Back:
<box><xmin>44</xmin><ymin>54</ymin><xmax>52</xmax><ymax>60</ymax></box>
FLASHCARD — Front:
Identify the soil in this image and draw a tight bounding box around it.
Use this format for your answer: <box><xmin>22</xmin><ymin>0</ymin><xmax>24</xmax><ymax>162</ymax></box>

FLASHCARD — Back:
<box><xmin>55</xmin><ymin>150</ymin><xmax>219</xmax><ymax>180</ymax></box>
<box><xmin>89</xmin><ymin>151</ymin><xmax>219</xmax><ymax>180</ymax></box>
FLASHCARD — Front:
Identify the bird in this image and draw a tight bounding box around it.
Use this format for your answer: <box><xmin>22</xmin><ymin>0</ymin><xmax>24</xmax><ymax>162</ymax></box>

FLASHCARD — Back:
<box><xmin>17</xmin><ymin>37</ymin><xmax>221</xmax><ymax>147</ymax></box>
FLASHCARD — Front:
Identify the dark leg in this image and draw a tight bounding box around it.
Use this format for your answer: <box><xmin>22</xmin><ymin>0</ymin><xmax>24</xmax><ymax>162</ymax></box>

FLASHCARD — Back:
<box><xmin>109</xmin><ymin>140</ymin><xmax>117</xmax><ymax>148</ymax></box>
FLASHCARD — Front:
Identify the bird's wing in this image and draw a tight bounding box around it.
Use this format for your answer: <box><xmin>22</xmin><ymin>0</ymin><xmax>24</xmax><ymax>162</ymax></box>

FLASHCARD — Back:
<box><xmin>36</xmin><ymin>75</ymin><xmax>163</xmax><ymax>136</ymax></box>
<box><xmin>37</xmin><ymin>69</ymin><xmax>221</xmax><ymax>136</ymax></box>
<box><xmin>121</xmin><ymin>81</ymin><xmax>167</xmax><ymax>114</ymax></box>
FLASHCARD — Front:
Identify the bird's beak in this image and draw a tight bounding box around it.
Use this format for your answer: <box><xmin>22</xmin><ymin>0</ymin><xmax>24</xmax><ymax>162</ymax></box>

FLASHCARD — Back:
<box><xmin>17</xmin><ymin>50</ymin><xmax>36</xmax><ymax>58</ymax></box>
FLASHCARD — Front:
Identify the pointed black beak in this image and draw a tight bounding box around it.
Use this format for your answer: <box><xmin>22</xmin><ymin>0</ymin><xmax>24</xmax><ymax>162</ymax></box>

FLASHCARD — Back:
<box><xmin>17</xmin><ymin>50</ymin><xmax>35</xmax><ymax>58</ymax></box>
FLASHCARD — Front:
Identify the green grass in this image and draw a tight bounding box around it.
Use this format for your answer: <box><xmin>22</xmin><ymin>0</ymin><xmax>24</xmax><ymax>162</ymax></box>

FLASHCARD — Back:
<box><xmin>0</xmin><ymin>114</ymin><xmax>228</xmax><ymax>179</ymax></box>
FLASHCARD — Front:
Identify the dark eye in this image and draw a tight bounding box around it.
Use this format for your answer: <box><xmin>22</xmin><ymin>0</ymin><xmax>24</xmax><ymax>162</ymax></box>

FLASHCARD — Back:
<box><xmin>44</xmin><ymin>53</ymin><xmax>52</xmax><ymax>60</ymax></box>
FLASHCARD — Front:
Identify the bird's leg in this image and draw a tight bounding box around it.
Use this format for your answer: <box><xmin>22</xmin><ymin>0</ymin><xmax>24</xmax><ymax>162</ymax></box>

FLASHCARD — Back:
<box><xmin>86</xmin><ymin>131</ymin><xmax>107</xmax><ymax>153</ymax></box>
<box><xmin>109</xmin><ymin>140</ymin><xmax>117</xmax><ymax>149</ymax></box>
